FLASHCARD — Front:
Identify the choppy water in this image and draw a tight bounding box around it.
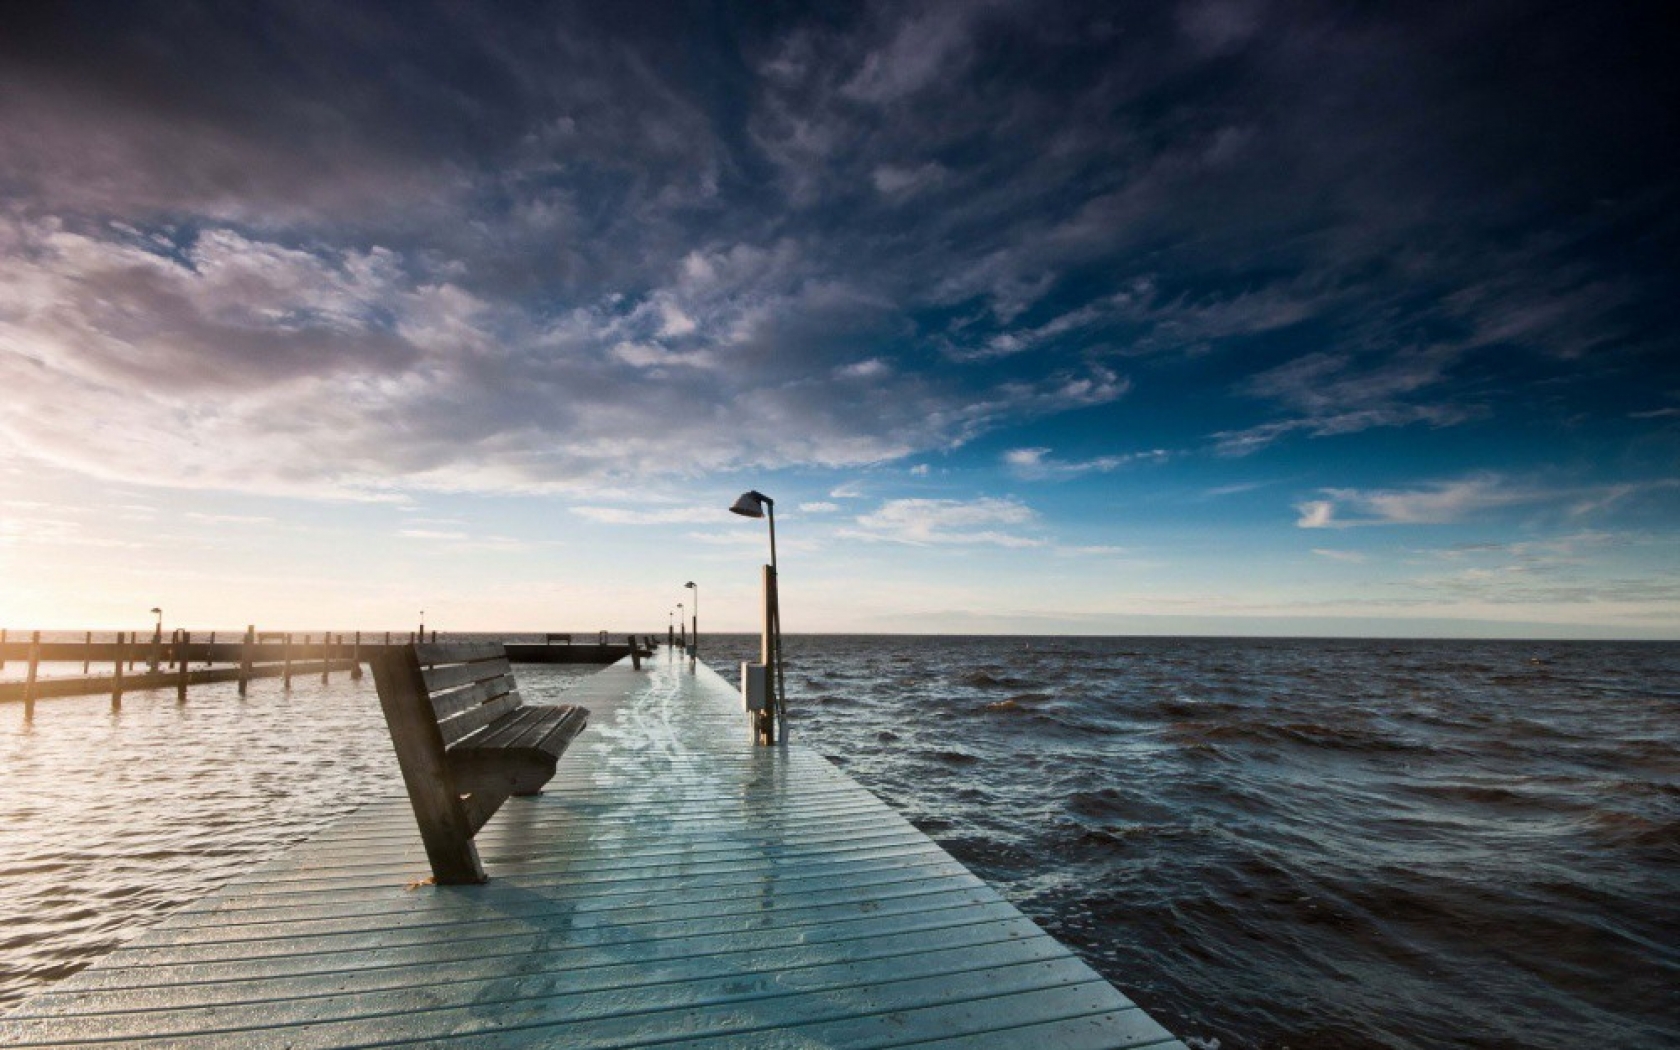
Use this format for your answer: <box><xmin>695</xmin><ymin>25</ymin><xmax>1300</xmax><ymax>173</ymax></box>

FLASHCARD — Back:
<box><xmin>1</xmin><ymin>635</ymin><xmax>1676</xmax><ymax>1049</ymax></box>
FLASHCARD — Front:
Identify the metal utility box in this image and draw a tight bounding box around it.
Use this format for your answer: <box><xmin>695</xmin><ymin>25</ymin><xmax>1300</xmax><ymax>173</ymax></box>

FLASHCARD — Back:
<box><xmin>741</xmin><ymin>662</ymin><xmax>770</xmax><ymax>712</ymax></box>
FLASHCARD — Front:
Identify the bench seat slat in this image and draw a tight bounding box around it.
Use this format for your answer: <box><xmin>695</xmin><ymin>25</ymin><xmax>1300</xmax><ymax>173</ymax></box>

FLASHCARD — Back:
<box><xmin>470</xmin><ymin>705</ymin><xmax>550</xmax><ymax>750</ymax></box>
<box><xmin>422</xmin><ymin>656</ymin><xmax>512</xmax><ymax>694</ymax></box>
<box><xmin>456</xmin><ymin>704</ymin><xmax>587</xmax><ymax>759</ymax></box>
<box><xmin>474</xmin><ymin>704</ymin><xmax>587</xmax><ymax>753</ymax></box>
<box><xmin>449</xmin><ymin>705</ymin><xmax>589</xmax><ymax>798</ymax></box>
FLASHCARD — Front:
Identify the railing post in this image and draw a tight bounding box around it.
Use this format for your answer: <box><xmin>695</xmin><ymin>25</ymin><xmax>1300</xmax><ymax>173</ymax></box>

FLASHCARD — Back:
<box><xmin>238</xmin><ymin>625</ymin><xmax>254</xmax><ymax>695</ymax></box>
<box><xmin>177</xmin><ymin>630</ymin><xmax>191</xmax><ymax>701</ymax></box>
<box><xmin>23</xmin><ymin>630</ymin><xmax>40</xmax><ymax>718</ymax></box>
<box><xmin>206</xmin><ymin>631</ymin><xmax>215</xmax><ymax>667</ymax></box>
<box><xmin>351</xmin><ymin>631</ymin><xmax>364</xmax><ymax>680</ymax></box>
<box><xmin>321</xmin><ymin>633</ymin><xmax>332</xmax><ymax>684</ymax></box>
<box><xmin>112</xmin><ymin>632</ymin><xmax>126</xmax><ymax>709</ymax></box>
<box><xmin>83</xmin><ymin>630</ymin><xmax>92</xmax><ymax>674</ymax></box>
<box><xmin>282</xmin><ymin>633</ymin><xmax>294</xmax><ymax>690</ymax></box>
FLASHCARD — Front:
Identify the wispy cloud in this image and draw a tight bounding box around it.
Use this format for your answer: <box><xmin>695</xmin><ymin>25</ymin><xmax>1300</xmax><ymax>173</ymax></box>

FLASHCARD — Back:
<box><xmin>1296</xmin><ymin>477</ymin><xmax>1541</xmax><ymax>529</ymax></box>
<box><xmin>571</xmin><ymin>506</ymin><xmax>721</xmax><ymax>526</ymax></box>
<box><xmin>1295</xmin><ymin>477</ymin><xmax>1677</xmax><ymax>529</ymax></box>
<box><xmin>399</xmin><ymin>529</ymin><xmax>470</xmax><ymax>541</ymax></box>
<box><xmin>1312</xmin><ymin>548</ymin><xmax>1368</xmax><ymax>563</ymax></box>
<box><xmin>1216</xmin><ymin>348</ymin><xmax>1476</xmax><ymax>456</ymax></box>
<box><xmin>844</xmin><ymin>497</ymin><xmax>1043</xmax><ymax>547</ymax></box>
<box><xmin>1002</xmin><ymin>445</ymin><xmax>1169</xmax><ymax>480</ymax></box>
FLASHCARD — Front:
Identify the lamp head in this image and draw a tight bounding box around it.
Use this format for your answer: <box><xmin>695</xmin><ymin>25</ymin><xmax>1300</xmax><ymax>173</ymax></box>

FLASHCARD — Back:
<box><xmin>150</xmin><ymin>607</ymin><xmax>162</xmax><ymax>615</ymax></box>
<box><xmin>685</xmin><ymin>581</ymin><xmax>695</xmax><ymax>589</ymax></box>
<box><xmin>729</xmin><ymin>490</ymin><xmax>771</xmax><ymax>518</ymax></box>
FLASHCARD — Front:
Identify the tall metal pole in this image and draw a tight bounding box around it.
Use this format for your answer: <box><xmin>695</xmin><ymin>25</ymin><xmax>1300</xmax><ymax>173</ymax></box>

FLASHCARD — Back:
<box><xmin>766</xmin><ymin>502</ymin><xmax>786</xmax><ymax>742</ymax></box>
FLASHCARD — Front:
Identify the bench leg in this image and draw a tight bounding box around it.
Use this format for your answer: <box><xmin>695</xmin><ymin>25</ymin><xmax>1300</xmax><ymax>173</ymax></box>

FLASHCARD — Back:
<box><xmin>424</xmin><ymin>835</ymin><xmax>487</xmax><ymax>885</ymax></box>
<box><xmin>372</xmin><ymin>647</ymin><xmax>489</xmax><ymax>885</ymax></box>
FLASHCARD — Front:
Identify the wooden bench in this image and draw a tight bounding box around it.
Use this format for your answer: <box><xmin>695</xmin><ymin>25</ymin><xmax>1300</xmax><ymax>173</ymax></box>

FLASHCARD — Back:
<box><xmin>370</xmin><ymin>642</ymin><xmax>588</xmax><ymax>884</ymax></box>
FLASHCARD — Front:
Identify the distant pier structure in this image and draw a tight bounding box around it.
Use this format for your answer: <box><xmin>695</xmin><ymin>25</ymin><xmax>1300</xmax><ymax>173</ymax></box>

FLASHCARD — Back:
<box><xmin>0</xmin><ymin>629</ymin><xmax>654</xmax><ymax>713</ymax></box>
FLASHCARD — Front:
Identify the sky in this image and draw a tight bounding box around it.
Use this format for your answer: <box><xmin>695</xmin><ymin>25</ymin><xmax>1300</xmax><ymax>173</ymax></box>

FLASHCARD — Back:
<box><xmin>0</xmin><ymin>1</ymin><xmax>1676</xmax><ymax>638</ymax></box>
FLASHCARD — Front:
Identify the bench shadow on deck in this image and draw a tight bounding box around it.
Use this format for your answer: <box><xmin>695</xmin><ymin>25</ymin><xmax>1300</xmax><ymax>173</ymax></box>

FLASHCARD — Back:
<box><xmin>0</xmin><ymin>650</ymin><xmax>1185</xmax><ymax>1050</ymax></box>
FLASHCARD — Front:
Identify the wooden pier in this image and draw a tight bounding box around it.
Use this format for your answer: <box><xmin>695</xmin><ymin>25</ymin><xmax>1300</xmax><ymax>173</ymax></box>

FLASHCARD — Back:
<box><xmin>0</xmin><ymin>649</ymin><xmax>1183</xmax><ymax>1049</ymax></box>
<box><xmin>0</xmin><ymin>632</ymin><xmax>651</xmax><ymax>707</ymax></box>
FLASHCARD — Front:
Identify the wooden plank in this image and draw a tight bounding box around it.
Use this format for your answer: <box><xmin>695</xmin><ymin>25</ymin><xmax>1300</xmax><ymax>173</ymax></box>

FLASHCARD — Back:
<box><xmin>420</xmin><ymin>655</ymin><xmax>512</xmax><ymax>695</ymax></box>
<box><xmin>26</xmin><ymin>915</ymin><xmax>1051</xmax><ymax>1011</ymax></box>
<box><xmin>428</xmin><ymin>673</ymin><xmax>518</xmax><ymax>723</ymax></box>
<box><xmin>461</xmin><ymin>703</ymin><xmax>585</xmax><ymax>752</ymax></box>
<box><xmin>436</xmin><ymin>690</ymin><xmax>521</xmax><ymax>746</ymax></box>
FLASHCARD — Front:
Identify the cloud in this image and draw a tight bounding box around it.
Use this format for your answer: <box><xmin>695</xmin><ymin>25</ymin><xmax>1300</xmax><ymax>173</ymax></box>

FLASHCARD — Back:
<box><xmin>1216</xmin><ymin>347</ymin><xmax>1478</xmax><ymax>456</ymax></box>
<box><xmin>835</xmin><ymin>358</ymin><xmax>892</xmax><ymax>380</ymax></box>
<box><xmin>0</xmin><ymin>1</ymin><xmax>1671</xmax><ymax>509</ymax></box>
<box><xmin>1297</xmin><ymin>478</ymin><xmax>1540</xmax><ymax>528</ymax></box>
<box><xmin>0</xmin><ymin>214</ymin><xmax>1138</xmax><ymax>498</ymax></box>
<box><xmin>1311</xmin><ymin>548</ymin><xmax>1367</xmax><ymax>563</ymax></box>
<box><xmin>184</xmin><ymin>512</ymin><xmax>276</xmax><ymax>526</ymax></box>
<box><xmin>1296</xmin><ymin>501</ymin><xmax>1337</xmax><ymax>528</ymax></box>
<box><xmin>871</xmin><ymin>162</ymin><xmax>949</xmax><ymax>199</ymax></box>
<box><xmin>1003</xmin><ymin>446</ymin><xmax>1168</xmax><ymax>480</ymax></box>
<box><xmin>845</xmin><ymin>497</ymin><xmax>1043</xmax><ymax>547</ymax></box>
<box><xmin>797</xmin><ymin>501</ymin><xmax>840</xmax><ymax>514</ymax></box>
<box><xmin>1294</xmin><ymin>477</ymin><xmax>1677</xmax><ymax>529</ymax></box>
<box><xmin>839</xmin><ymin>5</ymin><xmax>998</xmax><ymax>104</ymax></box>
<box><xmin>570</xmin><ymin>506</ymin><xmax>721</xmax><ymax>526</ymax></box>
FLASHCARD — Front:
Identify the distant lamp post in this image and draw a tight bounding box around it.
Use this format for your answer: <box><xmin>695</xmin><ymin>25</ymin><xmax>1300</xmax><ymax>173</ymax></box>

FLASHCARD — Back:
<box><xmin>676</xmin><ymin>603</ymin><xmax>685</xmax><ymax>650</ymax></box>
<box><xmin>684</xmin><ymin>581</ymin><xmax>698</xmax><ymax>659</ymax></box>
<box><xmin>149</xmin><ymin>607</ymin><xmax>163</xmax><ymax>672</ymax></box>
<box><xmin>729</xmin><ymin>489</ymin><xmax>785</xmax><ymax>743</ymax></box>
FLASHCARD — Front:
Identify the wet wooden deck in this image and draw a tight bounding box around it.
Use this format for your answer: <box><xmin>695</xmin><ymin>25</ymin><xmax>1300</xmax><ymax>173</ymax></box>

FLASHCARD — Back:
<box><xmin>0</xmin><ymin>649</ymin><xmax>1184</xmax><ymax>1049</ymax></box>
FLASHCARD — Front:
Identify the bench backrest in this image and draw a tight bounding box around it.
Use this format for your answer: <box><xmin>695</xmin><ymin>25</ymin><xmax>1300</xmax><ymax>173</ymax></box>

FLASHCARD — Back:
<box><xmin>415</xmin><ymin>642</ymin><xmax>525</xmax><ymax>747</ymax></box>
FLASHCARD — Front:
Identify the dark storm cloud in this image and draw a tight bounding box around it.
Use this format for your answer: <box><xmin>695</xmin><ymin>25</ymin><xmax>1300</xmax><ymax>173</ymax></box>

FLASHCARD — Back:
<box><xmin>0</xmin><ymin>0</ymin><xmax>1673</xmax><ymax>495</ymax></box>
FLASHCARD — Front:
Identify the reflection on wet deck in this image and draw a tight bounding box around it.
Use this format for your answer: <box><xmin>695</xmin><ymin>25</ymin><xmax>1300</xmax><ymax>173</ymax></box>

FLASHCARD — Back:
<box><xmin>0</xmin><ymin>649</ymin><xmax>1183</xmax><ymax>1048</ymax></box>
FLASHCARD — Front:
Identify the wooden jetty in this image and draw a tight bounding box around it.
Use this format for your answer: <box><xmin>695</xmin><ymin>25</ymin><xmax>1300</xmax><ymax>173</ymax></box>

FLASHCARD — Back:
<box><xmin>0</xmin><ymin>631</ymin><xmax>652</xmax><ymax>707</ymax></box>
<box><xmin>0</xmin><ymin>648</ymin><xmax>1183</xmax><ymax>1049</ymax></box>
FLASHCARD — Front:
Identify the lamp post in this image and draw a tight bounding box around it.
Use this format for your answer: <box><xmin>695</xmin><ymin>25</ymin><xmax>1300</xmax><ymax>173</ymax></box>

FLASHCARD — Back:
<box><xmin>676</xmin><ymin>602</ymin><xmax>685</xmax><ymax>650</ymax></box>
<box><xmin>668</xmin><ymin>609</ymin><xmax>675</xmax><ymax>650</ymax></box>
<box><xmin>684</xmin><ymin>581</ymin><xmax>698</xmax><ymax>659</ymax></box>
<box><xmin>729</xmin><ymin>489</ymin><xmax>784</xmax><ymax>743</ymax></box>
<box><xmin>149</xmin><ymin>607</ymin><xmax>163</xmax><ymax>673</ymax></box>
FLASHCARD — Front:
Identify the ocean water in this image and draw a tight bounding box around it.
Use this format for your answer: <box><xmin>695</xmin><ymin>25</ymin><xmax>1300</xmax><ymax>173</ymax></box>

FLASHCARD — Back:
<box><xmin>1</xmin><ymin>635</ymin><xmax>1675</xmax><ymax>1049</ymax></box>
